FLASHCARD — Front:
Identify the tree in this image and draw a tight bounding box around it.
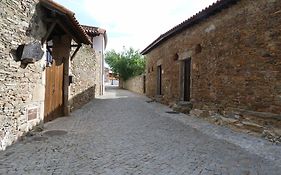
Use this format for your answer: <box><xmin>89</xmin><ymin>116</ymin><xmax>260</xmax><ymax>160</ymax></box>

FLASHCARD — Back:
<box><xmin>105</xmin><ymin>47</ymin><xmax>145</xmax><ymax>81</ymax></box>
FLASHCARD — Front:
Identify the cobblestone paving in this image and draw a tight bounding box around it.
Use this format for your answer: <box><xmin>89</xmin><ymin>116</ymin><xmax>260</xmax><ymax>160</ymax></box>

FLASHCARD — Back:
<box><xmin>0</xmin><ymin>86</ymin><xmax>281</xmax><ymax>175</ymax></box>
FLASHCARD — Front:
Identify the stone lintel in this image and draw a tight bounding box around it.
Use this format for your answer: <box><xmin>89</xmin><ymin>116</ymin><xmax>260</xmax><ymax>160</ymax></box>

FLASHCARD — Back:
<box><xmin>178</xmin><ymin>51</ymin><xmax>192</xmax><ymax>61</ymax></box>
<box><xmin>156</xmin><ymin>59</ymin><xmax>162</xmax><ymax>66</ymax></box>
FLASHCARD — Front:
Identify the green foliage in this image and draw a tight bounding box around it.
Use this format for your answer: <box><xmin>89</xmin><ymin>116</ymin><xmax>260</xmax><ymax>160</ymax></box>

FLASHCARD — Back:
<box><xmin>105</xmin><ymin>47</ymin><xmax>145</xmax><ymax>81</ymax></box>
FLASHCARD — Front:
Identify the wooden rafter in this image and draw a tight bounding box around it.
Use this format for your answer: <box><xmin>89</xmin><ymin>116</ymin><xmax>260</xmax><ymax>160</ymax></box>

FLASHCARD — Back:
<box><xmin>70</xmin><ymin>44</ymin><xmax>81</xmax><ymax>61</ymax></box>
<box><xmin>56</xmin><ymin>20</ymin><xmax>80</xmax><ymax>44</ymax></box>
<box><xmin>71</xmin><ymin>44</ymin><xmax>80</xmax><ymax>47</ymax></box>
<box><xmin>46</xmin><ymin>44</ymin><xmax>80</xmax><ymax>49</ymax></box>
<box><xmin>41</xmin><ymin>21</ymin><xmax>57</xmax><ymax>44</ymax></box>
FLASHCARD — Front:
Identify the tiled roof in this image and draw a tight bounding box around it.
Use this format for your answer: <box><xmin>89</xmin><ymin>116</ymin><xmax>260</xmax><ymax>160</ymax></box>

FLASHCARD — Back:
<box><xmin>82</xmin><ymin>25</ymin><xmax>106</xmax><ymax>36</ymax></box>
<box><xmin>40</xmin><ymin>0</ymin><xmax>92</xmax><ymax>45</ymax></box>
<box><xmin>82</xmin><ymin>25</ymin><xmax>108</xmax><ymax>49</ymax></box>
<box><xmin>141</xmin><ymin>0</ymin><xmax>239</xmax><ymax>55</ymax></box>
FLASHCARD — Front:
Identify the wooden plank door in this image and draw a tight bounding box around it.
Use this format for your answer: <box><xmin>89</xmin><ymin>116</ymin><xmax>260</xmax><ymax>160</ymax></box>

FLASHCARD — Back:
<box><xmin>143</xmin><ymin>75</ymin><xmax>146</xmax><ymax>94</ymax></box>
<box><xmin>44</xmin><ymin>36</ymin><xmax>70</xmax><ymax>122</ymax></box>
<box><xmin>157</xmin><ymin>65</ymin><xmax>162</xmax><ymax>95</ymax></box>
<box><xmin>182</xmin><ymin>58</ymin><xmax>191</xmax><ymax>101</ymax></box>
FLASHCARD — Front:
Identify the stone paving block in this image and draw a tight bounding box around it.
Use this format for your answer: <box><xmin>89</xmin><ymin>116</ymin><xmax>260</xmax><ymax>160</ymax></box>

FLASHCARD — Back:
<box><xmin>0</xmin><ymin>87</ymin><xmax>280</xmax><ymax>174</ymax></box>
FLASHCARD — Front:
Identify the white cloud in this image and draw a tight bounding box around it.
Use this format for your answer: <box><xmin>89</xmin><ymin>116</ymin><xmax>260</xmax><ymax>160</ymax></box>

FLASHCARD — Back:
<box><xmin>56</xmin><ymin>0</ymin><xmax>218</xmax><ymax>51</ymax></box>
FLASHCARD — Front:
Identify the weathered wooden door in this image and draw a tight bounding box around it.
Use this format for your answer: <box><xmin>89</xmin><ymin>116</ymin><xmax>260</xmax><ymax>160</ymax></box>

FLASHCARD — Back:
<box><xmin>44</xmin><ymin>35</ymin><xmax>70</xmax><ymax>122</ymax></box>
<box><xmin>182</xmin><ymin>58</ymin><xmax>191</xmax><ymax>101</ymax></box>
<box><xmin>143</xmin><ymin>75</ymin><xmax>146</xmax><ymax>94</ymax></box>
<box><xmin>157</xmin><ymin>65</ymin><xmax>162</xmax><ymax>95</ymax></box>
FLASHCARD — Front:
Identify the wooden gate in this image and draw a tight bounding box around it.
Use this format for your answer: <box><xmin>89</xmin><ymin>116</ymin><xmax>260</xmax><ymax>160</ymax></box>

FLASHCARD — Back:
<box><xmin>44</xmin><ymin>35</ymin><xmax>70</xmax><ymax>122</ymax></box>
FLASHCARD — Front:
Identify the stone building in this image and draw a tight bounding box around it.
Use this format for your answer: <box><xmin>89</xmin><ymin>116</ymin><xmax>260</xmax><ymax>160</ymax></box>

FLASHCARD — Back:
<box><xmin>70</xmin><ymin>25</ymin><xmax>107</xmax><ymax>111</ymax></box>
<box><xmin>0</xmin><ymin>0</ymin><xmax>102</xmax><ymax>150</ymax></box>
<box><xmin>83</xmin><ymin>25</ymin><xmax>107</xmax><ymax>96</ymax></box>
<box><xmin>141</xmin><ymin>0</ymin><xmax>281</xmax><ymax>138</ymax></box>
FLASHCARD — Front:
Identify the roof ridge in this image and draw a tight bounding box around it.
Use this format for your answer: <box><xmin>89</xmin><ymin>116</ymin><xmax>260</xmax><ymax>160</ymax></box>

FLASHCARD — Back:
<box><xmin>141</xmin><ymin>0</ymin><xmax>239</xmax><ymax>55</ymax></box>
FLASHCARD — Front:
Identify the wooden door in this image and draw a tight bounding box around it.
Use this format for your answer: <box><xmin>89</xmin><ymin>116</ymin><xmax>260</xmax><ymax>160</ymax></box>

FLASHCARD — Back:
<box><xmin>143</xmin><ymin>75</ymin><xmax>146</xmax><ymax>94</ymax></box>
<box><xmin>157</xmin><ymin>65</ymin><xmax>162</xmax><ymax>95</ymax></box>
<box><xmin>182</xmin><ymin>58</ymin><xmax>191</xmax><ymax>101</ymax></box>
<box><xmin>44</xmin><ymin>36</ymin><xmax>70</xmax><ymax>122</ymax></box>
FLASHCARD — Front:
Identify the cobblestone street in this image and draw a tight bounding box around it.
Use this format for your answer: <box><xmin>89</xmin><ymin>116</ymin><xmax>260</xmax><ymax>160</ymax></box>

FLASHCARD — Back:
<box><xmin>0</xmin><ymin>87</ymin><xmax>281</xmax><ymax>175</ymax></box>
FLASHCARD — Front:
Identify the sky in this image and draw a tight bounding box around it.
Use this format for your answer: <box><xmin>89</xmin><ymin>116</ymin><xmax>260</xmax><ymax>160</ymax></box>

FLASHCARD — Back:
<box><xmin>55</xmin><ymin>0</ymin><xmax>218</xmax><ymax>52</ymax></box>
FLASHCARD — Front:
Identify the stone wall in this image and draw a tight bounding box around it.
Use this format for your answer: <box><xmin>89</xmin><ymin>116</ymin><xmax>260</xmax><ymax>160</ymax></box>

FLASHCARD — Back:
<box><xmin>123</xmin><ymin>75</ymin><xmax>145</xmax><ymax>94</ymax></box>
<box><xmin>70</xmin><ymin>45</ymin><xmax>101</xmax><ymax>111</ymax></box>
<box><xmin>0</xmin><ymin>0</ymin><xmax>47</xmax><ymax>150</ymax></box>
<box><xmin>145</xmin><ymin>0</ymin><xmax>281</xmax><ymax>139</ymax></box>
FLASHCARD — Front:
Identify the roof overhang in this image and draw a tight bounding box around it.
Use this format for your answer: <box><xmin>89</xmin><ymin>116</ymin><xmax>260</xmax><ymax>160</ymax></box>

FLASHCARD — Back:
<box><xmin>40</xmin><ymin>0</ymin><xmax>92</xmax><ymax>45</ymax></box>
<box><xmin>82</xmin><ymin>25</ymin><xmax>108</xmax><ymax>49</ymax></box>
<box><xmin>140</xmin><ymin>0</ymin><xmax>239</xmax><ymax>55</ymax></box>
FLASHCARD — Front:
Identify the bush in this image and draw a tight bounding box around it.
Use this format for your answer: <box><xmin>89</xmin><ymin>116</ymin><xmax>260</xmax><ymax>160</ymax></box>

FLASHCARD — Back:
<box><xmin>105</xmin><ymin>47</ymin><xmax>145</xmax><ymax>81</ymax></box>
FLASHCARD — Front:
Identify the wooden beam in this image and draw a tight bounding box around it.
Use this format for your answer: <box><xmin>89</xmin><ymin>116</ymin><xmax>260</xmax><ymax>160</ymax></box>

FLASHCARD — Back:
<box><xmin>44</xmin><ymin>44</ymin><xmax>79</xmax><ymax>49</ymax></box>
<box><xmin>41</xmin><ymin>21</ymin><xmax>57</xmax><ymax>44</ymax></box>
<box><xmin>43</xmin><ymin>18</ymin><xmax>57</xmax><ymax>23</ymax></box>
<box><xmin>56</xmin><ymin>20</ymin><xmax>80</xmax><ymax>44</ymax></box>
<box><xmin>71</xmin><ymin>44</ymin><xmax>80</xmax><ymax>47</ymax></box>
<box><xmin>46</xmin><ymin>46</ymin><xmax>52</xmax><ymax>56</ymax></box>
<box><xmin>70</xmin><ymin>44</ymin><xmax>81</xmax><ymax>61</ymax></box>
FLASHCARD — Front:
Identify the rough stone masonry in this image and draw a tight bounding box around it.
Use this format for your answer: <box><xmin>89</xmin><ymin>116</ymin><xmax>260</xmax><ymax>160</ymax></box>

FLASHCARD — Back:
<box><xmin>144</xmin><ymin>0</ymin><xmax>281</xmax><ymax>140</ymax></box>
<box><xmin>0</xmin><ymin>0</ymin><xmax>47</xmax><ymax>150</ymax></box>
<box><xmin>70</xmin><ymin>45</ymin><xmax>102</xmax><ymax>111</ymax></box>
<box><xmin>0</xmin><ymin>1</ymin><xmax>103</xmax><ymax>150</ymax></box>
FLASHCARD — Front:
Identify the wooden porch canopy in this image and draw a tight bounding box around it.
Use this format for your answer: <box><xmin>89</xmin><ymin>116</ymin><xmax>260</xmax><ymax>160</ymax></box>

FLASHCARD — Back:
<box><xmin>39</xmin><ymin>0</ymin><xmax>92</xmax><ymax>59</ymax></box>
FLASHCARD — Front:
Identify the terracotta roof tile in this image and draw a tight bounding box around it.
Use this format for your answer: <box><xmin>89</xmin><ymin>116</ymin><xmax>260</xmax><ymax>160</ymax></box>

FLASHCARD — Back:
<box><xmin>82</xmin><ymin>25</ymin><xmax>106</xmax><ymax>36</ymax></box>
<box><xmin>82</xmin><ymin>25</ymin><xmax>108</xmax><ymax>49</ymax></box>
<box><xmin>40</xmin><ymin>0</ymin><xmax>92</xmax><ymax>45</ymax></box>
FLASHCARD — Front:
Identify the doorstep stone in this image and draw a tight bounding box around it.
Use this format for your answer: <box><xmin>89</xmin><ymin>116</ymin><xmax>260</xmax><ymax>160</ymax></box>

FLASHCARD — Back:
<box><xmin>172</xmin><ymin>101</ymin><xmax>193</xmax><ymax>114</ymax></box>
